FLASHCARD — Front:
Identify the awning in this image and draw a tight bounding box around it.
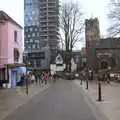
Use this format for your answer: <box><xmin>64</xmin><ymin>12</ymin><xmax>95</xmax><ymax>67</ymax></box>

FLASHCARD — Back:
<box><xmin>5</xmin><ymin>63</ymin><xmax>26</xmax><ymax>68</ymax></box>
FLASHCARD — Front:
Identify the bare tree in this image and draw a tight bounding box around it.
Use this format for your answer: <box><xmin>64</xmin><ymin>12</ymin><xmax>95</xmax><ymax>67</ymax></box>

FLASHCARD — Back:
<box><xmin>108</xmin><ymin>0</ymin><xmax>120</xmax><ymax>37</ymax></box>
<box><xmin>60</xmin><ymin>2</ymin><xmax>84</xmax><ymax>71</ymax></box>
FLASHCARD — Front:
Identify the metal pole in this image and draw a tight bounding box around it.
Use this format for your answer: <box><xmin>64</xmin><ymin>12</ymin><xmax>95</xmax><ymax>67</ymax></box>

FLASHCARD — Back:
<box><xmin>86</xmin><ymin>78</ymin><xmax>88</xmax><ymax>89</ymax></box>
<box><xmin>98</xmin><ymin>82</ymin><xmax>102</xmax><ymax>101</ymax></box>
<box><xmin>25</xmin><ymin>61</ymin><xmax>28</xmax><ymax>95</ymax></box>
<box><xmin>7</xmin><ymin>65</ymin><xmax>9</xmax><ymax>88</ymax></box>
<box><xmin>26</xmin><ymin>77</ymin><xmax>28</xmax><ymax>95</ymax></box>
<box><xmin>80</xmin><ymin>78</ymin><xmax>82</xmax><ymax>85</ymax></box>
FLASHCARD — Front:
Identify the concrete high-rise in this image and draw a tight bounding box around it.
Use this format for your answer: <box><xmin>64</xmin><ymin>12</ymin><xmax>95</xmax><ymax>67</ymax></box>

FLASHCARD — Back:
<box><xmin>24</xmin><ymin>0</ymin><xmax>59</xmax><ymax>71</ymax></box>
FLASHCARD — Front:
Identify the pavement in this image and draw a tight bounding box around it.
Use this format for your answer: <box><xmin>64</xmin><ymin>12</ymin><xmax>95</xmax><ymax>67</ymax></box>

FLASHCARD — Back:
<box><xmin>2</xmin><ymin>79</ymin><xmax>107</xmax><ymax>120</ymax></box>
<box><xmin>74</xmin><ymin>79</ymin><xmax>120</xmax><ymax>120</ymax></box>
<box><xmin>0</xmin><ymin>82</ymin><xmax>51</xmax><ymax>120</ymax></box>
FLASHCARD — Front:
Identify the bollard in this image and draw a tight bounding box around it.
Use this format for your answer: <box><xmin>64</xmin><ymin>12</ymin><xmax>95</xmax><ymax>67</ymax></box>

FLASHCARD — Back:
<box><xmin>97</xmin><ymin>82</ymin><xmax>102</xmax><ymax>101</ymax></box>
<box><xmin>86</xmin><ymin>79</ymin><xmax>88</xmax><ymax>89</ymax></box>
<box><xmin>26</xmin><ymin>78</ymin><xmax>28</xmax><ymax>95</ymax></box>
<box><xmin>80</xmin><ymin>79</ymin><xmax>82</xmax><ymax>85</ymax></box>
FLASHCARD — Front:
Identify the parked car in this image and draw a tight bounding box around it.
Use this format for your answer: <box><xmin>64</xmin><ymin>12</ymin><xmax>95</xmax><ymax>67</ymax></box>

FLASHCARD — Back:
<box><xmin>64</xmin><ymin>72</ymin><xmax>75</xmax><ymax>80</ymax></box>
<box><xmin>75</xmin><ymin>73</ymin><xmax>79</xmax><ymax>79</ymax></box>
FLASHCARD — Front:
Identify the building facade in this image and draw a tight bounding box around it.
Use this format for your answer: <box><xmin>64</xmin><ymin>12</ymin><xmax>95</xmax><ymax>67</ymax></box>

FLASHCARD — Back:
<box><xmin>95</xmin><ymin>38</ymin><xmax>120</xmax><ymax>70</ymax></box>
<box><xmin>24</xmin><ymin>0</ymin><xmax>59</xmax><ymax>71</ymax></box>
<box><xmin>0</xmin><ymin>11</ymin><xmax>24</xmax><ymax>87</ymax></box>
<box><xmin>85</xmin><ymin>17</ymin><xmax>100</xmax><ymax>42</ymax></box>
<box><xmin>85</xmin><ymin>18</ymin><xmax>100</xmax><ymax>69</ymax></box>
<box><xmin>81</xmin><ymin>47</ymin><xmax>87</xmax><ymax>69</ymax></box>
<box><xmin>85</xmin><ymin>18</ymin><xmax>120</xmax><ymax>71</ymax></box>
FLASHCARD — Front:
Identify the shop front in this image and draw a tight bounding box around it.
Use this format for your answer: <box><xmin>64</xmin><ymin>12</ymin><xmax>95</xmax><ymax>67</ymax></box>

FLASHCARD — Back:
<box><xmin>3</xmin><ymin>64</ymin><xmax>26</xmax><ymax>88</ymax></box>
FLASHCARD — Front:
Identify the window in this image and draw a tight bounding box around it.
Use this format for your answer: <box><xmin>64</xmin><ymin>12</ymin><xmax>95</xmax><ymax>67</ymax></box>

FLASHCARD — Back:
<box><xmin>30</xmin><ymin>39</ymin><xmax>33</xmax><ymax>42</ymax></box>
<box><xmin>32</xmin><ymin>44</ymin><xmax>35</xmax><ymax>49</ymax></box>
<box><xmin>29</xmin><ymin>60</ymin><xmax>34</xmax><ymax>67</ymax></box>
<box><xmin>35</xmin><ymin>40</ymin><xmax>39</xmax><ymax>43</ymax></box>
<box><xmin>37</xmin><ymin>33</ymin><xmax>39</xmax><ymax>37</ymax></box>
<box><xmin>26</xmin><ymin>0</ymin><xmax>32</xmax><ymax>4</ymax></box>
<box><xmin>14</xmin><ymin>48</ymin><xmax>19</xmax><ymax>63</ymax></box>
<box><xmin>32</xmin><ymin>33</ymin><xmax>35</xmax><ymax>37</ymax></box>
<box><xmin>24</xmin><ymin>17</ymin><xmax>28</xmax><ymax>25</ymax></box>
<box><xmin>42</xmin><ymin>41</ymin><xmax>47</xmax><ymax>47</ymax></box>
<box><xmin>30</xmin><ymin>27</ymin><xmax>33</xmax><ymax>31</ymax></box>
<box><xmin>36</xmin><ymin>60</ymin><xmax>41</xmax><ymax>67</ymax></box>
<box><xmin>28</xmin><ymin>34</ymin><xmax>31</xmax><ymax>38</ymax></box>
<box><xmin>14</xmin><ymin>31</ymin><xmax>17</xmax><ymax>42</ymax></box>
<box><xmin>40</xmin><ymin>52</ymin><xmax>45</xmax><ymax>59</ymax></box>
<box><xmin>37</xmin><ymin>44</ymin><xmax>40</xmax><ymax>48</ymax></box>
<box><xmin>25</xmin><ymin>29</ymin><xmax>28</xmax><ymax>32</ymax></box>
<box><xmin>35</xmin><ymin>28</ymin><xmax>38</xmax><ymax>31</ymax></box>
<box><xmin>28</xmin><ymin>45</ymin><xmax>31</xmax><ymax>49</ymax></box>
<box><xmin>32</xmin><ymin>11</ymin><xmax>35</xmax><ymax>15</ymax></box>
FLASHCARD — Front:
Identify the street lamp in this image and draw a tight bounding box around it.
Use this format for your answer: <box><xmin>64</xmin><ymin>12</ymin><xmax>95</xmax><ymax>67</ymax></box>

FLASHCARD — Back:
<box><xmin>24</xmin><ymin>52</ymin><xmax>30</xmax><ymax>96</ymax></box>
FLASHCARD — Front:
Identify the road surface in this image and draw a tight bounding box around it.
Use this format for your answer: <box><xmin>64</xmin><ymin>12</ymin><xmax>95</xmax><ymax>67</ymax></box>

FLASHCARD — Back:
<box><xmin>3</xmin><ymin>80</ymin><xmax>106</xmax><ymax>120</ymax></box>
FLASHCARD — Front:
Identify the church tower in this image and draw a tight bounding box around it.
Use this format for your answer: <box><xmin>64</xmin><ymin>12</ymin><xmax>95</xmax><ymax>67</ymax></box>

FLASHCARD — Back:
<box><xmin>85</xmin><ymin>17</ymin><xmax>100</xmax><ymax>69</ymax></box>
<box><xmin>85</xmin><ymin>18</ymin><xmax>100</xmax><ymax>43</ymax></box>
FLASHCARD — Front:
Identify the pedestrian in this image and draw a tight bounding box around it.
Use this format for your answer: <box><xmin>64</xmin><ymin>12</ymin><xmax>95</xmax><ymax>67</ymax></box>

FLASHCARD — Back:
<box><xmin>17</xmin><ymin>73</ymin><xmax>24</xmax><ymax>86</ymax></box>
<box><xmin>41</xmin><ymin>72</ymin><xmax>45</xmax><ymax>87</ymax></box>
<box><xmin>91</xmin><ymin>70</ymin><xmax>93</xmax><ymax>81</ymax></box>
<box><xmin>53</xmin><ymin>72</ymin><xmax>57</xmax><ymax>83</ymax></box>
<box><xmin>38</xmin><ymin>72</ymin><xmax>41</xmax><ymax>84</ymax></box>
<box><xmin>44</xmin><ymin>72</ymin><xmax>49</xmax><ymax>85</ymax></box>
<box><xmin>35</xmin><ymin>74</ymin><xmax>38</xmax><ymax>84</ymax></box>
<box><xmin>21</xmin><ymin>74</ymin><xmax>25</xmax><ymax>86</ymax></box>
<box><xmin>107</xmin><ymin>72</ymin><xmax>110</xmax><ymax>84</ymax></box>
<box><xmin>31</xmin><ymin>74</ymin><xmax>35</xmax><ymax>84</ymax></box>
<box><xmin>82</xmin><ymin>70</ymin><xmax>86</xmax><ymax>81</ymax></box>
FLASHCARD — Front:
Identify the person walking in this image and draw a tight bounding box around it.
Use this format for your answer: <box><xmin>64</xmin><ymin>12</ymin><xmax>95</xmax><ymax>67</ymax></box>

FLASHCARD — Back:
<box><xmin>35</xmin><ymin>74</ymin><xmax>38</xmax><ymax>84</ymax></box>
<box><xmin>20</xmin><ymin>74</ymin><xmax>25</xmax><ymax>86</ymax></box>
<box><xmin>44</xmin><ymin>72</ymin><xmax>49</xmax><ymax>85</ymax></box>
<box><xmin>107</xmin><ymin>72</ymin><xmax>111</xmax><ymax>84</ymax></box>
<box><xmin>31</xmin><ymin>74</ymin><xmax>35</xmax><ymax>84</ymax></box>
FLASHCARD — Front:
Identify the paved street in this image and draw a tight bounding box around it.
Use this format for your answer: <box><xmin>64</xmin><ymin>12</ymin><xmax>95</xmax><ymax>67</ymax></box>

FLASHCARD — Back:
<box><xmin>3</xmin><ymin>80</ymin><xmax>106</xmax><ymax>120</ymax></box>
<box><xmin>75</xmin><ymin>80</ymin><xmax>120</xmax><ymax>120</ymax></box>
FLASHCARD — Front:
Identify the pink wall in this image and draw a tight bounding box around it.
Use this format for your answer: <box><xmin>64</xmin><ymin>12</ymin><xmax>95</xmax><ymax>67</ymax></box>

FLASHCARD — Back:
<box><xmin>0</xmin><ymin>22</ymin><xmax>9</xmax><ymax>65</ymax></box>
<box><xmin>0</xmin><ymin>21</ymin><xmax>23</xmax><ymax>67</ymax></box>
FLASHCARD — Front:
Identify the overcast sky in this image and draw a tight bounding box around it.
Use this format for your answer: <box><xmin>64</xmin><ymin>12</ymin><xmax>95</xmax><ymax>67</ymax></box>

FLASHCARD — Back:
<box><xmin>0</xmin><ymin>0</ymin><xmax>110</xmax><ymax>49</ymax></box>
<box><xmin>0</xmin><ymin>0</ymin><xmax>24</xmax><ymax>27</ymax></box>
<box><xmin>81</xmin><ymin>0</ymin><xmax>109</xmax><ymax>37</ymax></box>
<box><xmin>61</xmin><ymin>0</ymin><xmax>110</xmax><ymax>49</ymax></box>
<box><xmin>61</xmin><ymin>0</ymin><xmax>110</xmax><ymax>37</ymax></box>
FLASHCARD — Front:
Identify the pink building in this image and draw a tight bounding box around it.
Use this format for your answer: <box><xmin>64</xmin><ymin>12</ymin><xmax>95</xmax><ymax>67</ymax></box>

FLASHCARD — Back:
<box><xmin>0</xmin><ymin>11</ymin><xmax>24</xmax><ymax>87</ymax></box>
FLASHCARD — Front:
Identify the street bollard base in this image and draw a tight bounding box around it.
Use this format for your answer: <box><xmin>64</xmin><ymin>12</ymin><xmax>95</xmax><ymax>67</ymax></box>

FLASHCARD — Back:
<box><xmin>96</xmin><ymin>99</ymin><xmax>104</xmax><ymax>102</ymax></box>
<box><xmin>80</xmin><ymin>81</ymin><xmax>82</xmax><ymax>85</ymax></box>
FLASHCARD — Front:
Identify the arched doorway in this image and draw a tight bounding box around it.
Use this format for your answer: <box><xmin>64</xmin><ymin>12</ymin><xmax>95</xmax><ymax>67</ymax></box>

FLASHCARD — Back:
<box><xmin>100</xmin><ymin>61</ymin><xmax>108</xmax><ymax>69</ymax></box>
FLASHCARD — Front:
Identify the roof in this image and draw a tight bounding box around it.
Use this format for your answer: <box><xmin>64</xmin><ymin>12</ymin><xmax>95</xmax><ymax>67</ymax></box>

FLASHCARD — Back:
<box><xmin>0</xmin><ymin>10</ymin><xmax>23</xmax><ymax>29</ymax></box>
<box><xmin>96</xmin><ymin>38</ymin><xmax>120</xmax><ymax>49</ymax></box>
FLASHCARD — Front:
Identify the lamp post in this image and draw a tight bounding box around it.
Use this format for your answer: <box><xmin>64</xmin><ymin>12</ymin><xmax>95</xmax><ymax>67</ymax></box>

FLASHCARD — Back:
<box><xmin>25</xmin><ymin>62</ymin><xmax>28</xmax><ymax>95</ymax></box>
<box><xmin>24</xmin><ymin>52</ymin><xmax>30</xmax><ymax>95</ymax></box>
